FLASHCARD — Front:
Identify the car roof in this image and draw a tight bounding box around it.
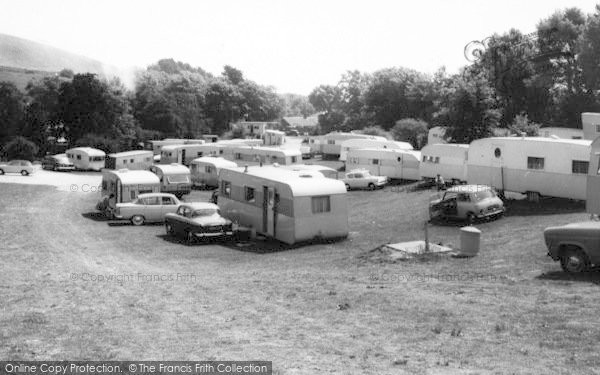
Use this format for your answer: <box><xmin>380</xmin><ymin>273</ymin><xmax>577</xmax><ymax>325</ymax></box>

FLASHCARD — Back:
<box><xmin>136</xmin><ymin>192</ymin><xmax>177</xmax><ymax>199</ymax></box>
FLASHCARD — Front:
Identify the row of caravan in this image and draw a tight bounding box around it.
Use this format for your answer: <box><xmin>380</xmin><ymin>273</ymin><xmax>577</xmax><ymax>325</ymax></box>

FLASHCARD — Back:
<box><xmin>347</xmin><ymin>137</ymin><xmax>594</xmax><ymax>201</ymax></box>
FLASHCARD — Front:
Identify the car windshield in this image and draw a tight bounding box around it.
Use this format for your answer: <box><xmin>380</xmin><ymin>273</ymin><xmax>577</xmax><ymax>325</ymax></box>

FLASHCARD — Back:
<box><xmin>192</xmin><ymin>208</ymin><xmax>218</xmax><ymax>217</ymax></box>
<box><xmin>473</xmin><ymin>190</ymin><xmax>495</xmax><ymax>201</ymax></box>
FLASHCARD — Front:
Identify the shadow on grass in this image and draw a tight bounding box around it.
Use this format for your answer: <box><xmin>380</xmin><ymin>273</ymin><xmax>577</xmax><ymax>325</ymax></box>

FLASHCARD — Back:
<box><xmin>504</xmin><ymin>197</ymin><xmax>585</xmax><ymax>216</ymax></box>
<box><xmin>156</xmin><ymin>233</ymin><xmax>347</xmax><ymax>253</ymax></box>
<box><xmin>81</xmin><ymin>212</ymin><xmax>109</xmax><ymax>222</ymax></box>
<box><xmin>537</xmin><ymin>269</ymin><xmax>600</xmax><ymax>284</ymax></box>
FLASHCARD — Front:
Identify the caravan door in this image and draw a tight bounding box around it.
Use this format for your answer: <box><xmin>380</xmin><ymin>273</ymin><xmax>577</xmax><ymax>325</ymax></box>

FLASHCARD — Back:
<box><xmin>262</xmin><ymin>186</ymin><xmax>276</xmax><ymax>237</ymax></box>
<box><xmin>491</xmin><ymin>143</ymin><xmax>505</xmax><ymax>190</ymax></box>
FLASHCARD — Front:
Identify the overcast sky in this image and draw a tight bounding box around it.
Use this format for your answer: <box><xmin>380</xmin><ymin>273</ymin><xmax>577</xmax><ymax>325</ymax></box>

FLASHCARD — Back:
<box><xmin>0</xmin><ymin>0</ymin><xmax>598</xmax><ymax>94</ymax></box>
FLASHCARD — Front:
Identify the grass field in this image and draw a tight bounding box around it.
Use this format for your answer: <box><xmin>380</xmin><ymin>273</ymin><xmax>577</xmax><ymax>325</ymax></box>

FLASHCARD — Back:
<box><xmin>1</xmin><ymin>176</ymin><xmax>600</xmax><ymax>374</ymax></box>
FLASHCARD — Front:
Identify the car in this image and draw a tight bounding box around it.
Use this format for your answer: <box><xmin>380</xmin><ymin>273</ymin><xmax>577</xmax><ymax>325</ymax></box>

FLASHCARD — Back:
<box><xmin>429</xmin><ymin>184</ymin><xmax>505</xmax><ymax>224</ymax></box>
<box><xmin>42</xmin><ymin>154</ymin><xmax>75</xmax><ymax>171</ymax></box>
<box><xmin>341</xmin><ymin>169</ymin><xmax>388</xmax><ymax>190</ymax></box>
<box><xmin>544</xmin><ymin>221</ymin><xmax>600</xmax><ymax>273</ymax></box>
<box><xmin>164</xmin><ymin>202</ymin><xmax>233</xmax><ymax>243</ymax></box>
<box><xmin>113</xmin><ymin>193</ymin><xmax>181</xmax><ymax>225</ymax></box>
<box><xmin>0</xmin><ymin>160</ymin><xmax>34</xmax><ymax>176</ymax></box>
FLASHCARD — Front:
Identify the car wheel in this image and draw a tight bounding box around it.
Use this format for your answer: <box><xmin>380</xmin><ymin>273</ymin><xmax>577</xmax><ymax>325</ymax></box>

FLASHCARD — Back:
<box><xmin>0</xmin><ymin>169</ymin><xmax>5</xmax><ymax>175</ymax></box>
<box><xmin>345</xmin><ymin>184</ymin><xmax>351</xmax><ymax>191</ymax></box>
<box><xmin>21</xmin><ymin>170</ymin><xmax>29</xmax><ymax>176</ymax></box>
<box><xmin>165</xmin><ymin>222</ymin><xmax>174</xmax><ymax>236</ymax></box>
<box><xmin>466</xmin><ymin>212</ymin><xmax>475</xmax><ymax>225</ymax></box>
<box><xmin>53</xmin><ymin>165</ymin><xmax>58</xmax><ymax>171</ymax></box>
<box><xmin>560</xmin><ymin>247</ymin><xmax>590</xmax><ymax>273</ymax></box>
<box><xmin>368</xmin><ymin>183</ymin><xmax>376</xmax><ymax>190</ymax></box>
<box><xmin>131</xmin><ymin>215</ymin><xmax>145</xmax><ymax>226</ymax></box>
<box><xmin>185</xmin><ymin>230</ymin><xmax>195</xmax><ymax>244</ymax></box>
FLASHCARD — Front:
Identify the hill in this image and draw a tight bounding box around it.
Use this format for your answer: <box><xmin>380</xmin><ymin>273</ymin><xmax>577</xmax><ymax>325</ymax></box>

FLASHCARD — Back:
<box><xmin>0</xmin><ymin>33</ymin><xmax>125</xmax><ymax>90</ymax></box>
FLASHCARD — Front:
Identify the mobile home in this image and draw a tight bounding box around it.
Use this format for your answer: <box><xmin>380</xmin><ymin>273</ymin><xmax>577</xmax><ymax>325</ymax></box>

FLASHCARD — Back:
<box><xmin>190</xmin><ymin>157</ymin><xmax>238</xmax><ymax>188</ymax></box>
<box><xmin>224</xmin><ymin>146</ymin><xmax>302</xmax><ymax>166</ymax></box>
<box><xmin>263</xmin><ymin>130</ymin><xmax>286</xmax><ymax>146</ymax></box>
<box><xmin>149</xmin><ymin>138</ymin><xmax>205</xmax><ymax>155</ymax></box>
<box><xmin>346</xmin><ymin>148</ymin><xmax>422</xmax><ymax>180</ymax></box>
<box><xmin>307</xmin><ymin>136</ymin><xmax>323</xmax><ymax>154</ymax></box>
<box><xmin>279</xmin><ymin>164</ymin><xmax>338</xmax><ymax>179</ymax></box>
<box><xmin>149</xmin><ymin>164</ymin><xmax>192</xmax><ymax>198</ymax></box>
<box><xmin>218</xmin><ymin>139</ymin><xmax>264</xmax><ymax>147</ymax></box>
<box><xmin>105</xmin><ymin>150</ymin><xmax>154</xmax><ymax>170</ymax></box>
<box><xmin>66</xmin><ymin>147</ymin><xmax>106</xmax><ymax>171</ymax></box>
<box><xmin>97</xmin><ymin>169</ymin><xmax>160</xmax><ymax>215</ymax></box>
<box><xmin>218</xmin><ymin>165</ymin><xmax>349</xmax><ymax>244</ymax></box>
<box><xmin>467</xmin><ymin>137</ymin><xmax>592</xmax><ymax>200</ymax></box>
<box><xmin>586</xmin><ymin>137</ymin><xmax>600</xmax><ymax>214</ymax></box>
<box><xmin>419</xmin><ymin>144</ymin><xmax>469</xmax><ymax>183</ymax></box>
<box><xmin>582</xmin><ymin>112</ymin><xmax>600</xmax><ymax>140</ymax></box>
<box><xmin>161</xmin><ymin>144</ymin><xmax>227</xmax><ymax>165</ymax></box>
<box><xmin>339</xmin><ymin>139</ymin><xmax>413</xmax><ymax>161</ymax></box>
<box><xmin>320</xmin><ymin>132</ymin><xmax>387</xmax><ymax>158</ymax></box>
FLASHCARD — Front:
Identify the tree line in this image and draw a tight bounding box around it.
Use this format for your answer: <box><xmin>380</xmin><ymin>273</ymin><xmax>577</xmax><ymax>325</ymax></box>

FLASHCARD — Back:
<box><xmin>1</xmin><ymin>5</ymin><xmax>600</xmax><ymax>159</ymax></box>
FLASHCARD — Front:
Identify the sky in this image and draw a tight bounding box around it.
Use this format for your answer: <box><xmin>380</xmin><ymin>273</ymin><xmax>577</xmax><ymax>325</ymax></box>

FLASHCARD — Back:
<box><xmin>0</xmin><ymin>0</ymin><xmax>598</xmax><ymax>95</ymax></box>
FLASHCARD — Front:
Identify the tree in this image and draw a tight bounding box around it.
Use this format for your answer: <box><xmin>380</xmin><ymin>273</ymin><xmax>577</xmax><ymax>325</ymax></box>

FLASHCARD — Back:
<box><xmin>3</xmin><ymin>136</ymin><xmax>38</xmax><ymax>161</ymax></box>
<box><xmin>509</xmin><ymin>113</ymin><xmax>540</xmax><ymax>136</ymax></box>
<box><xmin>359</xmin><ymin>126</ymin><xmax>392</xmax><ymax>140</ymax></box>
<box><xmin>23</xmin><ymin>76</ymin><xmax>64</xmax><ymax>153</ymax></box>
<box><xmin>579</xmin><ymin>5</ymin><xmax>600</xmax><ymax>92</ymax></box>
<box><xmin>222</xmin><ymin>65</ymin><xmax>244</xmax><ymax>85</ymax></box>
<box><xmin>308</xmin><ymin>85</ymin><xmax>345</xmax><ymax>132</ymax></box>
<box><xmin>0</xmin><ymin>82</ymin><xmax>25</xmax><ymax>143</ymax></box>
<box><xmin>280</xmin><ymin>93</ymin><xmax>315</xmax><ymax>117</ymax></box>
<box><xmin>391</xmin><ymin>119</ymin><xmax>428</xmax><ymax>149</ymax></box>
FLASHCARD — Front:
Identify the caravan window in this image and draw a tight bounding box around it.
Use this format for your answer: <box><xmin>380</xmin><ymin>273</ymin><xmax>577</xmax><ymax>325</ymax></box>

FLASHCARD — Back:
<box><xmin>235</xmin><ymin>153</ymin><xmax>242</xmax><ymax>160</ymax></box>
<box><xmin>219</xmin><ymin>150</ymin><xmax>224</xmax><ymax>154</ymax></box>
<box><xmin>434</xmin><ymin>157</ymin><xmax>440</xmax><ymax>164</ymax></box>
<box><xmin>311</xmin><ymin>196</ymin><xmax>331</xmax><ymax>213</ymax></box>
<box><xmin>527</xmin><ymin>157</ymin><xmax>544</xmax><ymax>170</ymax></box>
<box><xmin>372</xmin><ymin>159</ymin><xmax>379</xmax><ymax>165</ymax></box>
<box><xmin>77</xmin><ymin>155</ymin><xmax>81</xmax><ymax>160</ymax></box>
<box><xmin>123</xmin><ymin>159</ymin><xmax>128</xmax><ymax>164</ymax></box>
<box><xmin>397</xmin><ymin>157</ymin><xmax>402</xmax><ymax>162</ymax></box>
<box><xmin>245</xmin><ymin>186</ymin><xmax>255</xmax><ymax>202</ymax></box>
<box><xmin>205</xmin><ymin>166</ymin><xmax>213</xmax><ymax>173</ymax></box>
<box><xmin>572</xmin><ymin>160</ymin><xmax>589</xmax><ymax>174</ymax></box>
<box><xmin>221</xmin><ymin>181</ymin><xmax>231</xmax><ymax>197</ymax></box>
<box><xmin>423</xmin><ymin>155</ymin><xmax>427</xmax><ymax>162</ymax></box>
<box><xmin>130</xmin><ymin>159</ymin><xmax>134</xmax><ymax>163</ymax></box>
<box><xmin>291</xmin><ymin>156</ymin><xmax>297</xmax><ymax>163</ymax></box>
<box><xmin>327</xmin><ymin>140</ymin><xmax>335</xmax><ymax>144</ymax></box>
<box><xmin>197</xmin><ymin>152</ymin><xmax>203</xmax><ymax>157</ymax></box>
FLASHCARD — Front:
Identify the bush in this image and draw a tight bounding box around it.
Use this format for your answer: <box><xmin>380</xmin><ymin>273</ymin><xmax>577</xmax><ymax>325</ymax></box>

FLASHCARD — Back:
<box><xmin>391</xmin><ymin>118</ymin><xmax>429</xmax><ymax>149</ymax></box>
<box><xmin>508</xmin><ymin>114</ymin><xmax>540</xmax><ymax>136</ymax></box>
<box><xmin>3</xmin><ymin>136</ymin><xmax>39</xmax><ymax>161</ymax></box>
<box><xmin>358</xmin><ymin>126</ymin><xmax>393</xmax><ymax>140</ymax></box>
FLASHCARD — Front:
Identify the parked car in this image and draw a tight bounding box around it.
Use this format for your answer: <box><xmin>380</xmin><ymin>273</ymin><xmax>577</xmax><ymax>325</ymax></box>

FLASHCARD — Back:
<box><xmin>42</xmin><ymin>154</ymin><xmax>75</xmax><ymax>171</ymax></box>
<box><xmin>164</xmin><ymin>202</ymin><xmax>233</xmax><ymax>243</ymax></box>
<box><xmin>0</xmin><ymin>160</ymin><xmax>34</xmax><ymax>176</ymax></box>
<box><xmin>429</xmin><ymin>185</ymin><xmax>505</xmax><ymax>224</ymax></box>
<box><xmin>341</xmin><ymin>169</ymin><xmax>388</xmax><ymax>190</ymax></box>
<box><xmin>544</xmin><ymin>221</ymin><xmax>600</xmax><ymax>273</ymax></box>
<box><xmin>113</xmin><ymin>193</ymin><xmax>181</xmax><ymax>225</ymax></box>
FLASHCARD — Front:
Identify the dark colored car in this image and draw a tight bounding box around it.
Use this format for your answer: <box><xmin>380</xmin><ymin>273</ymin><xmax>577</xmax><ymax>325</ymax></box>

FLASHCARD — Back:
<box><xmin>544</xmin><ymin>221</ymin><xmax>600</xmax><ymax>273</ymax></box>
<box><xmin>42</xmin><ymin>154</ymin><xmax>75</xmax><ymax>171</ymax></box>
<box><xmin>164</xmin><ymin>202</ymin><xmax>233</xmax><ymax>243</ymax></box>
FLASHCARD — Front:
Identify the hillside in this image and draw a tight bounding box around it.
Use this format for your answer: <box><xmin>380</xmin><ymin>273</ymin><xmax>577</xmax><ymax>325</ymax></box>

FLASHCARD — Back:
<box><xmin>0</xmin><ymin>33</ymin><xmax>124</xmax><ymax>90</ymax></box>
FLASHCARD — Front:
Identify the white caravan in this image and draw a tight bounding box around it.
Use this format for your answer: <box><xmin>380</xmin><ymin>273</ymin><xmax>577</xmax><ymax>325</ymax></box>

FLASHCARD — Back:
<box><xmin>160</xmin><ymin>143</ymin><xmax>228</xmax><ymax>165</ymax></box>
<box><xmin>339</xmin><ymin>138</ymin><xmax>413</xmax><ymax>161</ymax></box>
<box><xmin>467</xmin><ymin>137</ymin><xmax>592</xmax><ymax>200</ymax></box>
<box><xmin>149</xmin><ymin>138</ymin><xmax>205</xmax><ymax>155</ymax></box>
<box><xmin>218</xmin><ymin>165</ymin><xmax>349</xmax><ymax>244</ymax></box>
<box><xmin>345</xmin><ymin>148</ymin><xmax>422</xmax><ymax>180</ymax></box>
<box><xmin>279</xmin><ymin>164</ymin><xmax>339</xmax><ymax>179</ymax></box>
<box><xmin>419</xmin><ymin>144</ymin><xmax>469</xmax><ymax>183</ymax></box>
<box><xmin>586</xmin><ymin>137</ymin><xmax>600</xmax><ymax>213</ymax></box>
<box><xmin>66</xmin><ymin>147</ymin><xmax>106</xmax><ymax>171</ymax></box>
<box><xmin>105</xmin><ymin>150</ymin><xmax>154</xmax><ymax>170</ymax></box>
<box><xmin>224</xmin><ymin>146</ymin><xmax>301</xmax><ymax>166</ymax></box>
<box><xmin>320</xmin><ymin>132</ymin><xmax>387</xmax><ymax>158</ymax></box>
<box><xmin>190</xmin><ymin>157</ymin><xmax>238</xmax><ymax>188</ymax></box>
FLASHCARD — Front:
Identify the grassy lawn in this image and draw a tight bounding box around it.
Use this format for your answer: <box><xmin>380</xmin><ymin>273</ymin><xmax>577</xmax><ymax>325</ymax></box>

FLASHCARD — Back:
<box><xmin>1</xmin><ymin>182</ymin><xmax>600</xmax><ymax>374</ymax></box>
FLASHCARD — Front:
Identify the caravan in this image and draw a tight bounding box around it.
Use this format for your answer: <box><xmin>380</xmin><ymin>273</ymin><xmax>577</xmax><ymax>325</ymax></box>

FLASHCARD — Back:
<box><xmin>218</xmin><ymin>165</ymin><xmax>349</xmax><ymax>244</ymax></box>
<box><xmin>149</xmin><ymin>138</ymin><xmax>205</xmax><ymax>155</ymax></box>
<box><xmin>419</xmin><ymin>144</ymin><xmax>469</xmax><ymax>184</ymax></box>
<box><xmin>97</xmin><ymin>169</ymin><xmax>161</xmax><ymax>216</ymax></box>
<box><xmin>161</xmin><ymin>144</ymin><xmax>227</xmax><ymax>165</ymax></box>
<box><xmin>190</xmin><ymin>157</ymin><xmax>238</xmax><ymax>188</ymax></box>
<box><xmin>105</xmin><ymin>150</ymin><xmax>154</xmax><ymax>170</ymax></box>
<box><xmin>346</xmin><ymin>148</ymin><xmax>422</xmax><ymax>180</ymax></box>
<box><xmin>320</xmin><ymin>132</ymin><xmax>387</xmax><ymax>158</ymax></box>
<box><xmin>279</xmin><ymin>164</ymin><xmax>338</xmax><ymax>179</ymax></box>
<box><xmin>224</xmin><ymin>146</ymin><xmax>301</xmax><ymax>166</ymax></box>
<box><xmin>66</xmin><ymin>147</ymin><xmax>106</xmax><ymax>171</ymax></box>
<box><xmin>467</xmin><ymin>137</ymin><xmax>592</xmax><ymax>200</ymax></box>
<box><xmin>149</xmin><ymin>164</ymin><xmax>192</xmax><ymax>198</ymax></box>
<box><xmin>339</xmin><ymin>139</ymin><xmax>413</xmax><ymax>161</ymax></box>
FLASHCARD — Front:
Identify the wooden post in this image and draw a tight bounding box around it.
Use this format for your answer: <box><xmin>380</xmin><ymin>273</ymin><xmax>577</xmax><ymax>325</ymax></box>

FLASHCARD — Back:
<box><xmin>424</xmin><ymin>220</ymin><xmax>429</xmax><ymax>253</ymax></box>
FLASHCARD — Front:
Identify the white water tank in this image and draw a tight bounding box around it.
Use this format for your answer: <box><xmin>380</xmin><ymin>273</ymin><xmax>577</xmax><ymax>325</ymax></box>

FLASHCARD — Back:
<box><xmin>459</xmin><ymin>226</ymin><xmax>481</xmax><ymax>257</ymax></box>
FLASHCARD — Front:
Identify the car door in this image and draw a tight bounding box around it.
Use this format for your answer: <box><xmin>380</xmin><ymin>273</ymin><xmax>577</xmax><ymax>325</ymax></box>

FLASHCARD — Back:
<box><xmin>8</xmin><ymin>161</ymin><xmax>20</xmax><ymax>173</ymax></box>
<box><xmin>456</xmin><ymin>193</ymin><xmax>471</xmax><ymax>218</ymax></box>
<box><xmin>172</xmin><ymin>206</ymin><xmax>190</xmax><ymax>235</ymax></box>
<box><xmin>143</xmin><ymin>196</ymin><xmax>161</xmax><ymax>222</ymax></box>
<box><xmin>161</xmin><ymin>196</ymin><xmax>179</xmax><ymax>218</ymax></box>
<box><xmin>353</xmin><ymin>173</ymin><xmax>365</xmax><ymax>188</ymax></box>
<box><xmin>442</xmin><ymin>192</ymin><xmax>458</xmax><ymax>217</ymax></box>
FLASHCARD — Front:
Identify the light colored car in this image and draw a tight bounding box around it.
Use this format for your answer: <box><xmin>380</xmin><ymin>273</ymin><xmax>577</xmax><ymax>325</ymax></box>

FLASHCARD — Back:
<box><xmin>113</xmin><ymin>193</ymin><xmax>181</xmax><ymax>225</ymax></box>
<box><xmin>429</xmin><ymin>184</ymin><xmax>505</xmax><ymax>224</ymax></box>
<box><xmin>165</xmin><ymin>202</ymin><xmax>233</xmax><ymax>243</ymax></box>
<box><xmin>341</xmin><ymin>169</ymin><xmax>388</xmax><ymax>190</ymax></box>
<box><xmin>0</xmin><ymin>160</ymin><xmax>34</xmax><ymax>176</ymax></box>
